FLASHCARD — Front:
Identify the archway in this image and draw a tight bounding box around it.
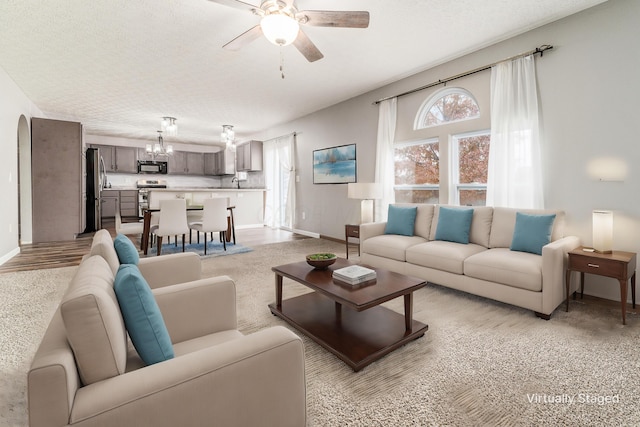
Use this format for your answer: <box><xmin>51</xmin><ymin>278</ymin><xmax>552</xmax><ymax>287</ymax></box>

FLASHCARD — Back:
<box><xmin>17</xmin><ymin>115</ymin><xmax>32</xmax><ymax>244</ymax></box>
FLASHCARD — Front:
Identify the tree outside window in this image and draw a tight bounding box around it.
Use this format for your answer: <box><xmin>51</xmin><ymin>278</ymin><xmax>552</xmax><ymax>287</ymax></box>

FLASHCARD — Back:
<box><xmin>452</xmin><ymin>131</ymin><xmax>490</xmax><ymax>206</ymax></box>
<box><xmin>394</xmin><ymin>139</ymin><xmax>439</xmax><ymax>203</ymax></box>
<box><xmin>415</xmin><ymin>87</ymin><xmax>480</xmax><ymax>130</ymax></box>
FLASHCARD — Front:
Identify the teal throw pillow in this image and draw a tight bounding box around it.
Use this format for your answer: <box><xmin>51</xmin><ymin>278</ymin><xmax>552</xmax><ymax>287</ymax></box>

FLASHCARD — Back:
<box><xmin>384</xmin><ymin>205</ymin><xmax>418</xmax><ymax>236</ymax></box>
<box><xmin>114</xmin><ymin>264</ymin><xmax>174</xmax><ymax>365</ymax></box>
<box><xmin>114</xmin><ymin>234</ymin><xmax>139</xmax><ymax>265</ymax></box>
<box><xmin>510</xmin><ymin>212</ymin><xmax>556</xmax><ymax>255</ymax></box>
<box><xmin>435</xmin><ymin>207</ymin><xmax>474</xmax><ymax>244</ymax></box>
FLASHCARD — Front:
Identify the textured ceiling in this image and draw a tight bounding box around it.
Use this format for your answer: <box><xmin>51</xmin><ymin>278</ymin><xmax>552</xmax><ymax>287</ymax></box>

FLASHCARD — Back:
<box><xmin>0</xmin><ymin>0</ymin><xmax>605</xmax><ymax>147</ymax></box>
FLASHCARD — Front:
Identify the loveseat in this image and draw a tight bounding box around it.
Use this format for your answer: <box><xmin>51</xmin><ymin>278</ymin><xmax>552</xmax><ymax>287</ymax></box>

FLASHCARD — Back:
<box><xmin>360</xmin><ymin>204</ymin><xmax>580</xmax><ymax>319</ymax></box>
<box><xmin>28</xmin><ymin>230</ymin><xmax>306</xmax><ymax>427</ymax></box>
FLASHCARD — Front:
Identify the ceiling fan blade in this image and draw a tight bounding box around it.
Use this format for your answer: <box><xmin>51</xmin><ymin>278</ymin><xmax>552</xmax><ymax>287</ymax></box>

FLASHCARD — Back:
<box><xmin>293</xmin><ymin>29</ymin><xmax>324</xmax><ymax>62</ymax></box>
<box><xmin>223</xmin><ymin>25</ymin><xmax>263</xmax><ymax>51</ymax></box>
<box><xmin>296</xmin><ymin>10</ymin><xmax>369</xmax><ymax>28</ymax></box>
<box><xmin>207</xmin><ymin>0</ymin><xmax>259</xmax><ymax>12</ymax></box>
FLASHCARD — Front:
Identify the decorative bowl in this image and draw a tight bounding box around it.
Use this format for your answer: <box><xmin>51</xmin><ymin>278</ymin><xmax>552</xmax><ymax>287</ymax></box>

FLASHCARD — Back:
<box><xmin>306</xmin><ymin>253</ymin><xmax>337</xmax><ymax>269</ymax></box>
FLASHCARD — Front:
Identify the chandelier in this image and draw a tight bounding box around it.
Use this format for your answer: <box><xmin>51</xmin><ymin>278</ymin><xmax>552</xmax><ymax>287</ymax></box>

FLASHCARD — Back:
<box><xmin>146</xmin><ymin>131</ymin><xmax>174</xmax><ymax>158</ymax></box>
<box><xmin>221</xmin><ymin>125</ymin><xmax>235</xmax><ymax>150</ymax></box>
<box><xmin>161</xmin><ymin>117</ymin><xmax>178</xmax><ymax>136</ymax></box>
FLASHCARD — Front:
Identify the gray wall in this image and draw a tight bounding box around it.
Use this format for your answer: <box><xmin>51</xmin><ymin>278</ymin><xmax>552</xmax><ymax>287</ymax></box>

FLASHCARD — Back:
<box><xmin>249</xmin><ymin>0</ymin><xmax>640</xmax><ymax>302</ymax></box>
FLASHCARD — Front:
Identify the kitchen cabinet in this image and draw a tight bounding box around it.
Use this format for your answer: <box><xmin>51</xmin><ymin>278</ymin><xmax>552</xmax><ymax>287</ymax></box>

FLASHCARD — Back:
<box><xmin>236</xmin><ymin>140</ymin><xmax>263</xmax><ymax>171</ymax></box>
<box><xmin>119</xmin><ymin>190</ymin><xmax>139</xmax><ymax>217</ymax></box>
<box><xmin>169</xmin><ymin>151</ymin><xmax>204</xmax><ymax>175</ymax></box>
<box><xmin>101</xmin><ymin>190</ymin><xmax>119</xmax><ymax>218</ymax></box>
<box><xmin>205</xmin><ymin>148</ymin><xmax>235</xmax><ymax>176</ymax></box>
<box><xmin>31</xmin><ymin>118</ymin><xmax>86</xmax><ymax>242</ymax></box>
<box><xmin>92</xmin><ymin>144</ymin><xmax>138</xmax><ymax>173</ymax></box>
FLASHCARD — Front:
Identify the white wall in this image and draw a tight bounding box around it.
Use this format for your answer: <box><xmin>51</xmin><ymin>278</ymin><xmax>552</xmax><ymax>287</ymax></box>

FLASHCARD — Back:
<box><xmin>0</xmin><ymin>65</ymin><xmax>43</xmax><ymax>262</ymax></box>
<box><xmin>249</xmin><ymin>0</ymin><xmax>640</xmax><ymax>302</ymax></box>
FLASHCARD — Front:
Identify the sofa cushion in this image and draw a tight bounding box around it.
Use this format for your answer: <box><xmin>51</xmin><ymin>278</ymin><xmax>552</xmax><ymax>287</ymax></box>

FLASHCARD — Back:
<box><xmin>434</xmin><ymin>207</ymin><xmax>473</xmax><ymax>244</ymax></box>
<box><xmin>464</xmin><ymin>248</ymin><xmax>543</xmax><ymax>292</ymax></box>
<box><xmin>392</xmin><ymin>203</ymin><xmax>435</xmax><ymax>239</ymax></box>
<box><xmin>385</xmin><ymin>205</ymin><xmax>418</xmax><ymax>236</ymax></box>
<box><xmin>60</xmin><ymin>255</ymin><xmax>127</xmax><ymax>385</ymax></box>
<box><xmin>362</xmin><ymin>234</ymin><xmax>427</xmax><ymax>262</ymax></box>
<box><xmin>490</xmin><ymin>207</ymin><xmax>565</xmax><ymax>249</ymax></box>
<box><xmin>114</xmin><ymin>264</ymin><xmax>174</xmax><ymax>365</ymax></box>
<box><xmin>89</xmin><ymin>229</ymin><xmax>120</xmax><ymax>275</ymax></box>
<box><xmin>114</xmin><ymin>234</ymin><xmax>140</xmax><ymax>265</ymax></box>
<box><xmin>406</xmin><ymin>241</ymin><xmax>487</xmax><ymax>275</ymax></box>
<box><xmin>429</xmin><ymin>206</ymin><xmax>493</xmax><ymax>248</ymax></box>
<box><xmin>510</xmin><ymin>212</ymin><xmax>556</xmax><ymax>255</ymax></box>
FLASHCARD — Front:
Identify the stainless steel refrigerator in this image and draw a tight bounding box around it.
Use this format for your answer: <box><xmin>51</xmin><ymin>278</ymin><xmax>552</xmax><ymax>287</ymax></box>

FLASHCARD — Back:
<box><xmin>85</xmin><ymin>147</ymin><xmax>104</xmax><ymax>232</ymax></box>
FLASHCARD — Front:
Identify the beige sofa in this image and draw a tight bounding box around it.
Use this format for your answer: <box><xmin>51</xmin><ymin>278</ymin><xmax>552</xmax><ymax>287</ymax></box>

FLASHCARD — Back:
<box><xmin>28</xmin><ymin>230</ymin><xmax>306</xmax><ymax>427</ymax></box>
<box><xmin>360</xmin><ymin>205</ymin><xmax>580</xmax><ymax>319</ymax></box>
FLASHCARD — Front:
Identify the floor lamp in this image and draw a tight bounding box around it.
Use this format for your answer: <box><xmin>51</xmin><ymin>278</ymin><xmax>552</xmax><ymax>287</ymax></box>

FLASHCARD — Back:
<box><xmin>348</xmin><ymin>182</ymin><xmax>382</xmax><ymax>224</ymax></box>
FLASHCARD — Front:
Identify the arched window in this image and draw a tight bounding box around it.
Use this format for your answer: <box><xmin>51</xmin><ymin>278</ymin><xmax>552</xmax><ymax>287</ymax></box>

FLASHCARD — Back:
<box><xmin>414</xmin><ymin>87</ymin><xmax>480</xmax><ymax>129</ymax></box>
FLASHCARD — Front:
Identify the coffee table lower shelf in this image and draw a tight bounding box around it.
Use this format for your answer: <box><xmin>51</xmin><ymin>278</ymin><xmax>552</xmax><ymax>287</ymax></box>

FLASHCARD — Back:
<box><xmin>269</xmin><ymin>292</ymin><xmax>428</xmax><ymax>372</ymax></box>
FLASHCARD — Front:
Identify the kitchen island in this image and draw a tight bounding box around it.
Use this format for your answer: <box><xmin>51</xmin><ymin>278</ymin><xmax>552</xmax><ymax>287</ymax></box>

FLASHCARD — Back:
<box><xmin>147</xmin><ymin>188</ymin><xmax>265</xmax><ymax>228</ymax></box>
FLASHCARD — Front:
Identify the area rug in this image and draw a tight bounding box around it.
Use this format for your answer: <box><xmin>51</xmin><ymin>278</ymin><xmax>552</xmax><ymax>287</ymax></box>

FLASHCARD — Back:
<box><xmin>2</xmin><ymin>239</ymin><xmax>640</xmax><ymax>426</ymax></box>
<box><xmin>146</xmin><ymin>240</ymin><xmax>252</xmax><ymax>258</ymax></box>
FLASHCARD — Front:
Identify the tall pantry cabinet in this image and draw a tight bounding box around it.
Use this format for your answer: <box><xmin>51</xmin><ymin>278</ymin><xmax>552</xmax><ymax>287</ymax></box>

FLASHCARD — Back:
<box><xmin>31</xmin><ymin>118</ymin><xmax>86</xmax><ymax>243</ymax></box>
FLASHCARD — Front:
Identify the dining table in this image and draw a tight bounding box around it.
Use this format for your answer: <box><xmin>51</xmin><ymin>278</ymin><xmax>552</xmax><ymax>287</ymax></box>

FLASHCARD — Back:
<box><xmin>140</xmin><ymin>205</ymin><xmax>236</xmax><ymax>255</ymax></box>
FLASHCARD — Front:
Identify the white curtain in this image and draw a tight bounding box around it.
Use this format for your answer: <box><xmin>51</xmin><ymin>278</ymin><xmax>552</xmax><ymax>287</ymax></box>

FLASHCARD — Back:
<box><xmin>486</xmin><ymin>55</ymin><xmax>543</xmax><ymax>208</ymax></box>
<box><xmin>263</xmin><ymin>133</ymin><xmax>296</xmax><ymax>229</ymax></box>
<box><xmin>374</xmin><ymin>98</ymin><xmax>397</xmax><ymax>221</ymax></box>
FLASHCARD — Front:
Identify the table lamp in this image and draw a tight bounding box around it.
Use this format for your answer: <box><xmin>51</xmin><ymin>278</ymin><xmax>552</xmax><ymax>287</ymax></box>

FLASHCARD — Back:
<box><xmin>348</xmin><ymin>182</ymin><xmax>382</xmax><ymax>224</ymax></box>
<box><xmin>592</xmin><ymin>210</ymin><xmax>613</xmax><ymax>253</ymax></box>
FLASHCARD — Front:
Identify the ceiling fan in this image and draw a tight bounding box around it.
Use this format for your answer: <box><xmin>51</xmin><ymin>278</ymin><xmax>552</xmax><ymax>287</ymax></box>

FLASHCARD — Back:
<box><xmin>208</xmin><ymin>0</ymin><xmax>370</xmax><ymax>62</ymax></box>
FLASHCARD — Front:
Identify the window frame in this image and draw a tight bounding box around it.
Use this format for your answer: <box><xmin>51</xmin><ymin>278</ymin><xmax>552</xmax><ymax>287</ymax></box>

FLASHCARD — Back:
<box><xmin>414</xmin><ymin>87</ymin><xmax>480</xmax><ymax>130</ymax></box>
<box><xmin>449</xmin><ymin>129</ymin><xmax>490</xmax><ymax>206</ymax></box>
<box><xmin>393</xmin><ymin>138</ymin><xmax>440</xmax><ymax>202</ymax></box>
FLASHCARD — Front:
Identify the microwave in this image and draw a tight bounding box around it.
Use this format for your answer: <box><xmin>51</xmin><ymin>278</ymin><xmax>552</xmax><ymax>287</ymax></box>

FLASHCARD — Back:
<box><xmin>137</xmin><ymin>160</ymin><xmax>168</xmax><ymax>174</ymax></box>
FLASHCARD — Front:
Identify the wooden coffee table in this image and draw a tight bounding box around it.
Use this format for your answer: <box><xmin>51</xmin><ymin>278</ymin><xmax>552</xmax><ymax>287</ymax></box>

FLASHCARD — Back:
<box><xmin>269</xmin><ymin>258</ymin><xmax>428</xmax><ymax>371</ymax></box>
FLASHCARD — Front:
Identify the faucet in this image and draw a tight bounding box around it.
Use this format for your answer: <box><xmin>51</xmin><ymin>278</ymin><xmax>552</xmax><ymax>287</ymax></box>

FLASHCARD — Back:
<box><xmin>231</xmin><ymin>177</ymin><xmax>240</xmax><ymax>189</ymax></box>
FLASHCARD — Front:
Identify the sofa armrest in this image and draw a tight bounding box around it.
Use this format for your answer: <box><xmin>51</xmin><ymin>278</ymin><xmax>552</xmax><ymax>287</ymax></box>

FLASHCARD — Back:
<box><xmin>70</xmin><ymin>326</ymin><xmax>306</xmax><ymax>427</ymax></box>
<box><xmin>153</xmin><ymin>276</ymin><xmax>237</xmax><ymax>343</ymax></box>
<box><xmin>541</xmin><ymin>235</ymin><xmax>581</xmax><ymax>314</ymax></box>
<box><xmin>138</xmin><ymin>252</ymin><xmax>202</xmax><ymax>288</ymax></box>
<box><xmin>360</xmin><ymin>221</ymin><xmax>387</xmax><ymax>242</ymax></box>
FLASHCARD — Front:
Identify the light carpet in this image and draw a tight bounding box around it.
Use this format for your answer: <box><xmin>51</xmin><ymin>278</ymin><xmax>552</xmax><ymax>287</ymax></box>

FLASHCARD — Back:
<box><xmin>2</xmin><ymin>239</ymin><xmax>640</xmax><ymax>426</ymax></box>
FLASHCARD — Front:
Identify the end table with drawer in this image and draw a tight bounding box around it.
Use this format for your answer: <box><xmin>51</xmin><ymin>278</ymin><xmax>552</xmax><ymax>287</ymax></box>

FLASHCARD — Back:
<box><xmin>345</xmin><ymin>224</ymin><xmax>360</xmax><ymax>259</ymax></box>
<box><xmin>565</xmin><ymin>246</ymin><xmax>637</xmax><ymax>325</ymax></box>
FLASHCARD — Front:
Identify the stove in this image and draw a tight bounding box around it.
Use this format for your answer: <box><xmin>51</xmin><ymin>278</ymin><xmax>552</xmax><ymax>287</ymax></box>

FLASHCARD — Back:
<box><xmin>136</xmin><ymin>179</ymin><xmax>167</xmax><ymax>216</ymax></box>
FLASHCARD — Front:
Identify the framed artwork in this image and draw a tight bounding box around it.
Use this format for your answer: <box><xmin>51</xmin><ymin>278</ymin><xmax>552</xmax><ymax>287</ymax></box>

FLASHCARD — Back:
<box><xmin>313</xmin><ymin>144</ymin><xmax>357</xmax><ymax>184</ymax></box>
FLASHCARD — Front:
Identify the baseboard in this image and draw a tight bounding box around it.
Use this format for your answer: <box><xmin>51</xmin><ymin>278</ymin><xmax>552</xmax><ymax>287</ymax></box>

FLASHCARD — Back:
<box><xmin>0</xmin><ymin>247</ymin><xmax>21</xmax><ymax>266</ymax></box>
<box><xmin>235</xmin><ymin>223</ymin><xmax>267</xmax><ymax>230</ymax></box>
<box><xmin>292</xmin><ymin>228</ymin><xmax>320</xmax><ymax>238</ymax></box>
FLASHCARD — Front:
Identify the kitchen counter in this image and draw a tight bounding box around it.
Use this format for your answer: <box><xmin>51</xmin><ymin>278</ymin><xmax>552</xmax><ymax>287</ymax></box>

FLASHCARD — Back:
<box><xmin>147</xmin><ymin>188</ymin><xmax>265</xmax><ymax>228</ymax></box>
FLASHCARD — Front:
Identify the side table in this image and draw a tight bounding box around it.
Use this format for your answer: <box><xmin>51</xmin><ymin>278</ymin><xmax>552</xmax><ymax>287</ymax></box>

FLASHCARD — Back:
<box><xmin>565</xmin><ymin>246</ymin><xmax>637</xmax><ymax>325</ymax></box>
<box><xmin>345</xmin><ymin>224</ymin><xmax>360</xmax><ymax>259</ymax></box>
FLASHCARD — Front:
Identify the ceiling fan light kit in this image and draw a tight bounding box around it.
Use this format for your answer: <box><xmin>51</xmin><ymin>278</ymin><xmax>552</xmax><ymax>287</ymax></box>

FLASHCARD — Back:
<box><xmin>260</xmin><ymin>13</ymin><xmax>299</xmax><ymax>46</ymax></box>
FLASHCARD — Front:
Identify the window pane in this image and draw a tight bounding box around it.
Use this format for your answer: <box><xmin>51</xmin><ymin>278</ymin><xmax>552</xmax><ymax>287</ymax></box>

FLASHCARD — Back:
<box><xmin>458</xmin><ymin>134</ymin><xmax>490</xmax><ymax>184</ymax></box>
<box><xmin>425</xmin><ymin>92</ymin><xmax>479</xmax><ymax>127</ymax></box>
<box><xmin>395</xmin><ymin>189</ymin><xmax>439</xmax><ymax>204</ymax></box>
<box><xmin>394</xmin><ymin>142</ymin><xmax>439</xmax><ymax>185</ymax></box>
<box><xmin>459</xmin><ymin>190</ymin><xmax>486</xmax><ymax>206</ymax></box>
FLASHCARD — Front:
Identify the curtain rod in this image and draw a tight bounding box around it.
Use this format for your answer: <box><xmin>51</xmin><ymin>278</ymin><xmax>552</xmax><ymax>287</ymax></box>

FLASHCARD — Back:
<box><xmin>263</xmin><ymin>131</ymin><xmax>297</xmax><ymax>143</ymax></box>
<box><xmin>373</xmin><ymin>44</ymin><xmax>553</xmax><ymax>105</ymax></box>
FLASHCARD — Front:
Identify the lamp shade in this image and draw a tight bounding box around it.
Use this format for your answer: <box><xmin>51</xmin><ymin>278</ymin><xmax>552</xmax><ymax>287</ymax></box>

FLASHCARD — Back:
<box><xmin>347</xmin><ymin>182</ymin><xmax>382</xmax><ymax>200</ymax></box>
<box><xmin>260</xmin><ymin>14</ymin><xmax>300</xmax><ymax>46</ymax></box>
<box><xmin>592</xmin><ymin>210</ymin><xmax>613</xmax><ymax>253</ymax></box>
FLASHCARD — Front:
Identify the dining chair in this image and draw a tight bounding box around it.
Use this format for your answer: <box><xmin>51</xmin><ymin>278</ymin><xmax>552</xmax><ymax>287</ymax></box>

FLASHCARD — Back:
<box><xmin>152</xmin><ymin>199</ymin><xmax>189</xmax><ymax>256</ymax></box>
<box><xmin>189</xmin><ymin>198</ymin><xmax>228</xmax><ymax>254</ymax></box>
<box><xmin>115</xmin><ymin>211</ymin><xmax>144</xmax><ymax>240</ymax></box>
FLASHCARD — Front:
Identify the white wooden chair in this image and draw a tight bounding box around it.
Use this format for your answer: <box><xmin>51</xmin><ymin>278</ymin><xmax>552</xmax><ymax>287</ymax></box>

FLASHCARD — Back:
<box><xmin>189</xmin><ymin>198</ymin><xmax>228</xmax><ymax>254</ymax></box>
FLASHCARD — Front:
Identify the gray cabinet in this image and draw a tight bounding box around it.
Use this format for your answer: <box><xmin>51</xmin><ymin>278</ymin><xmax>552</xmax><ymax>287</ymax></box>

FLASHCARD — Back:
<box><xmin>205</xmin><ymin>149</ymin><xmax>235</xmax><ymax>176</ymax></box>
<box><xmin>92</xmin><ymin>145</ymin><xmax>137</xmax><ymax>173</ymax></box>
<box><xmin>236</xmin><ymin>140</ymin><xmax>263</xmax><ymax>171</ymax></box>
<box><xmin>119</xmin><ymin>190</ymin><xmax>139</xmax><ymax>217</ymax></box>
<box><xmin>169</xmin><ymin>151</ymin><xmax>204</xmax><ymax>175</ymax></box>
<box><xmin>101</xmin><ymin>190</ymin><xmax>119</xmax><ymax>218</ymax></box>
<box><xmin>32</xmin><ymin>118</ymin><xmax>85</xmax><ymax>242</ymax></box>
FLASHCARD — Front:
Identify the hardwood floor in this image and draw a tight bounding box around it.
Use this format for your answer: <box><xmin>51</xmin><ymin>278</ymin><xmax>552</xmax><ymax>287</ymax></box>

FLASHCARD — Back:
<box><xmin>0</xmin><ymin>219</ymin><xmax>309</xmax><ymax>274</ymax></box>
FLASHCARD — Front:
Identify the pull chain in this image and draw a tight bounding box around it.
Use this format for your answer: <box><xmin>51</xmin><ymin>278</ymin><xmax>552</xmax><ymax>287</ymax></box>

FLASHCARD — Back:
<box><xmin>280</xmin><ymin>46</ymin><xmax>285</xmax><ymax>79</ymax></box>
